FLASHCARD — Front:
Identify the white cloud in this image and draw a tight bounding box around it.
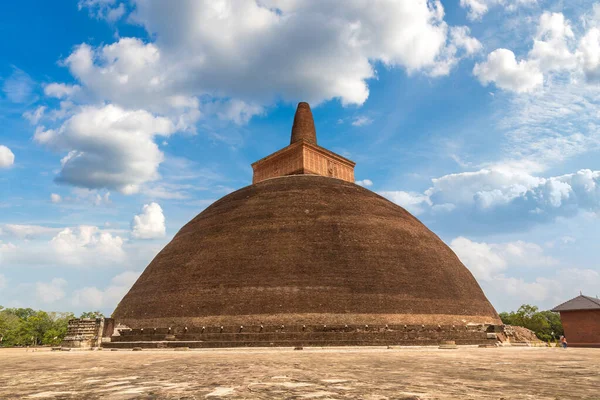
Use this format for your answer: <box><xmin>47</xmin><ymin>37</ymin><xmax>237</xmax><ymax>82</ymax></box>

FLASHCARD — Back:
<box><xmin>1</xmin><ymin>224</ymin><xmax>62</xmax><ymax>239</ymax></box>
<box><xmin>2</xmin><ymin>67</ymin><xmax>35</xmax><ymax>103</ymax></box>
<box><xmin>528</xmin><ymin>12</ymin><xmax>577</xmax><ymax>73</ymax></box>
<box><xmin>450</xmin><ymin>236</ymin><xmax>557</xmax><ymax>281</ymax></box>
<box><xmin>78</xmin><ymin>0</ymin><xmax>126</xmax><ymax>22</ymax></box>
<box><xmin>0</xmin><ymin>145</ymin><xmax>15</xmax><ymax>168</ymax></box>
<box><xmin>352</xmin><ymin>116</ymin><xmax>373</xmax><ymax>127</ymax></box>
<box><xmin>430</xmin><ymin>26</ymin><xmax>482</xmax><ymax>76</ymax></box>
<box><xmin>131</xmin><ymin>202</ymin><xmax>166</xmax><ymax>239</ymax></box>
<box><xmin>0</xmin><ymin>224</ymin><xmax>165</xmax><ymax>273</ymax></box>
<box><xmin>460</xmin><ymin>0</ymin><xmax>537</xmax><ymax>21</ymax></box>
<box><xmin>355</xmin><ymin>179</ymin><xmax>373</xmax><ymax>187</ymax></box>
<box><xmin>50</xmin><ymin>193</ymin><xmax>62</xmax><ymax>203</ymax></box>
<box><xmin>72</xmin><ymin>270</ymin><xmax>140</xmax><ymax>309</ymax></box>
<box><xmin>36</xmin><ymin>278</ymin><xmax>67</xmax><ymax>303</ymax></box>
<box><xmin>379</xmin><ymin>190</ymin><xmax>432</xmax><ymax>216</ymax></box>
<box><xmin>23</xmin><ymin>106</ymin><xmax>46</xmax><ymax>124</ymax></box>
<box><xmin>473</xmin><ymin>49</ymin><xmax>543</xmax><ymax>93</ymax></box>
<box><xmin>213</xmin><ymin>99</ymin><xmax>264</xmax><ymax>125</ymax></box>
<box><xmin>449</xmin><ymin>236</ymin><xmax>598</xmax><ymax>311</ymax></box>
<box><xmin>475</xmin><ymin>11</ymin><xmax>600</xmax><ymax>92</ymax></box>
<box><xmin>429</xmin><ymin>168</ymin><xmax>600</xmax><ymax>213</ymax></box>
<box><xmin>43</xmin><ymin>83</ymin><xmax>81</xmax><ymax>99</ymax></box>
<box><xmin>579</xmin><ymin>28</ymin><xmax>600</xmax><ymax>82</ymax></box>
<box><xmin>69</xmin><ymin>188</ymin><xmax>112</xmax><ymax>206</ymax></box>
<box><xmin>383</xmin><ymin>167</ymin><xmax>600</xmax><ymax>231</ymax></box>
<box><xmin>34</xmin><ymin>104</ymin><xmax>175</xmax><ymax>193</ymax></box>
<box><xmin>450</xmin><ymin>237</ymin><xmax>507</xmax><ymax>281</ymax></box>
<box><xmin>50</xmin><ymin>226</ymin><xmax>125</xmax><ymax>266</ymax></box>
<box><xmin>53</xmin><ymin>0</ymin><xmax>478</xmax><ymax>121</ymax></box>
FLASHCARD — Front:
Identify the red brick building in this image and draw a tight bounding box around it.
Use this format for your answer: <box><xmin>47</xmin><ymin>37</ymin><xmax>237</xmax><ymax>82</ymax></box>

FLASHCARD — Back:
<box><xmin>552</xmin><ymin>295</ymin><xmax>600</xmax><ymax>348</ymax></box>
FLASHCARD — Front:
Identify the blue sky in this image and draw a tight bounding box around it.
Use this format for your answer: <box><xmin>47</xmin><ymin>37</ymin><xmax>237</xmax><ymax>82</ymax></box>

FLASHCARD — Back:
<box><xmin>1</xmin><ymin>0</ymin><xmax>599</xmax><ymax>315</ymax></box>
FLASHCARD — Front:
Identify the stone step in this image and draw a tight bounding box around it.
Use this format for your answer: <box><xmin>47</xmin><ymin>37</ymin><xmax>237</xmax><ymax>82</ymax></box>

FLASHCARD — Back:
<box><xmin>103</xmin><ymin>338</ymin><xmax>493</xmax><ymax>349</ymax></box>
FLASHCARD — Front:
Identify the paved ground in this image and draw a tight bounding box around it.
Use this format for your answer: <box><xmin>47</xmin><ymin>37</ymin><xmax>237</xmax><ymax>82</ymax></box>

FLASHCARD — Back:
<box><xmin>1</xmin><ymin>346</ymin><xmax>599</xmax><ymax>399</ymax></box>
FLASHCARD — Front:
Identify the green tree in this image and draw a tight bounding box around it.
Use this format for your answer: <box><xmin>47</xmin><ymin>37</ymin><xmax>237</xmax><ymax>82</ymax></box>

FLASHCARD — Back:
<box><xmin>79</xmin><ymin>311</ymin><xmax>104</xmax><ymax>319</ymax></box>
<box><xmin>500</xmin><ymin>304</ymin><xmax>563</xmax><ymax>341</ymax></box>
<box><xmin>0</xmin><ymin>307</ymin><xmax>75</xmax><ymax>347</ymax></box>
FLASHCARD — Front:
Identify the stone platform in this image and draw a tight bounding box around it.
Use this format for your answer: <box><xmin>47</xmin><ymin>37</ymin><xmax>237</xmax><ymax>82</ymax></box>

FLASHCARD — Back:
<box><xmin>103</xmin><ymin>323</ymin><xmax>498</xmax><ymax>349</ymax></box>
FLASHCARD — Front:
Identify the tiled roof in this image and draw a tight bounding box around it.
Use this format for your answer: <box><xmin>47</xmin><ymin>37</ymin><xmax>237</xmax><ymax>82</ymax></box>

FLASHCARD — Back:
<box><xmin>552</xmin><ymin>295</ymin><xmax>600</xmax><ymax>312</ymax></box>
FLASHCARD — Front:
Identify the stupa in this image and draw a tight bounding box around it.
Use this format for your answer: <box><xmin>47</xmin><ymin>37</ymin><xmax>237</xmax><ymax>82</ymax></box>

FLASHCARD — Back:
<box><xmin>107</xmin><ymin>103</ymin><xmax>501</xmax><ymax>348</ymax></box>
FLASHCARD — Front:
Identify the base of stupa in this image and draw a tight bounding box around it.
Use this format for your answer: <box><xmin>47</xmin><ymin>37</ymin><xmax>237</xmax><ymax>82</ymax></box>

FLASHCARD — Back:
<box><xmin>102</xmin><ymin>323</ymin><xmax>501</xmax><ymax>349</ymax></box>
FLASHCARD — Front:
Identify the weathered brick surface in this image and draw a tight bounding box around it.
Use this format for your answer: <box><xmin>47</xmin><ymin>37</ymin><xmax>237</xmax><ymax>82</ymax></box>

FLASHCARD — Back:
<box><xmin>251</xmin><ymin>141</ymin><xmax>355</xmax><ymax>184</ymax></box>
<box><xmin>560</xmin><ymin>310</ymin><xmax>600</xmax><ymax>346</ymax></box>
<box><xmin>104</xmin><ymin>323</ymin><xmax>495</xmax><ymax>348</ymax></box>
<box><xmin>112</xmin><ymin>176</ymin><xmax>500</xmax><ymax>330</ymax></box>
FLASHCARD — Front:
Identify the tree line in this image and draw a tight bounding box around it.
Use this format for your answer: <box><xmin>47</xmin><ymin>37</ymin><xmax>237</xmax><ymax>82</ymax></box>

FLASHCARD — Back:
<box><xmin>0</xmin><ymin>306</ymin><xmax>103</xmax><ymax>347</ymax></box>
<box><xmin>499</xmin><ymin>304</ymin><xmax>563</xmax><ymax>341</ymax></box>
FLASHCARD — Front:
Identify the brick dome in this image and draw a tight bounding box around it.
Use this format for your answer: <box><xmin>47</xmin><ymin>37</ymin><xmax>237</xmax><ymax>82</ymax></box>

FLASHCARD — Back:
<box><xmin>113</xmin><ymin>175</ymin><xmax>500</xmax><ymax>328</ymax></box>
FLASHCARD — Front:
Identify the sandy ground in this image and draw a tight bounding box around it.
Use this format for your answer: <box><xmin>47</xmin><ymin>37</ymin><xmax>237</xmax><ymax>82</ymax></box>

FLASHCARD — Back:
<box><xmin>1</xmin><ymin>346</ymin><xmax>599</xmax><ymax>399</ymax></box>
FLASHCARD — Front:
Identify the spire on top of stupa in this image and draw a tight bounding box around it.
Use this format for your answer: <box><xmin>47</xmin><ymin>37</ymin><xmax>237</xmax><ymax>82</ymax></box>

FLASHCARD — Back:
<box><xmin>290</xmin><ymin>102</ymin><xmax>317</xmax><ymax>145</ymax></box>
<box><xmin>251</xmin><ymin>101</ymin><xmax>354</xmax><ymax>184</ymax></box>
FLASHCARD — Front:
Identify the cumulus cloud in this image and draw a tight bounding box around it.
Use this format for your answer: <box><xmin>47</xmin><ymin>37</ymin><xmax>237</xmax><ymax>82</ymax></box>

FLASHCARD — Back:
<box><xmin>36</xmin><ymin>278</ymin><xmax>67</xmax><ymax>303</ymax></box>
<box><xmin>355</xmin><ymin>179</ymin><xmax>373</xmax><ymax>187</ymax></box>
<box><xmin>0</xmin><ymin>223</ymin><xmax>165</xmax><ymax>274</ymax></box>
<box><xmin>428</xmin><ymin>168</ymin><xmax>600</xmax><ymax>215</ymax></box>
<box><xmin>50</xmin><ymin>226</ymin><xmax>125</xmax><ymax>266</ymax></box>
<box><xmin>50</xmin><ymin>193</ymin><xmax>62</xmax><ymax>203</ymax></box>
<box><xmin>450</xmin><ymin>236</ymin><xmax>598</xmax><ymax>310</ymax></box>
<box><xmin>1</xmin><ymin>224</ymin><xmax>62</xmax><ymax>239</ymax></box>
<box><xmin>382</xmin><ymin>168</ymin><xmax>600</xmax><ymax>232</ymax></box>
<box><xmin>43</xmin><ymin>83</ymin><xmax>81</xmax><ymax>99</ymax></box>
<box><xmin>450</xmin><ymin>237</ymin><xmax>508</xmax><ymax>281</ymax></box>
<box><xmin>52</xmin><ymin>0</ymin><xmax>478</xmax><ymax>119</ymax></box>
<box><xmin>528</xmin><ymin>12</ymin><xmax>577</xmax><ymax>73</ymax></box>
<box><xmin>450</xmin><ymin>236</ymin><xmax>557</xmax><ymax>281</ymax></box>
<box><xmin>379</xmin><ymin>190</ymin><xmax>432</xmax><ymax>216</ymax></box>
<box><xmin>579</xmin><ymin>28</ymin><xmax>600</xmax><ymax>82</ymax></box>
<box><xmin>72</xmin><ymin>270</ymin><xmax>140</xmax><ymax>309</ymax></box>
<box><xmin>0</xmin><ymin>145</ymin><xmax>15</xmax><ymax>168</ymax></box>
<box><xmin>0</xmin><ymin>226</ymin><xmax>126</xmax><ymax>268</ymax></box>
<box><xmin>473</xmin><ymin>49</ymin><xmax>543</xmax><ymax>93</ymax></box>
<box><xmin>131</xmin><ymin>202</ymin><xmax>166</xmax><ymax>239</ymax></box>
<box><xmin>475</xmin><ymin>11</ymin><xmax>600</xmax><ymax>92</ymax></box>
<box><xmin>78</xmin><ymin>0</ymin><xmax>126</xmax><ymax>22</ymax></box>
<box><xmin>460</xmin><ymin>0</ymin><xmax>537</xmax><ymax>21</ymax></box>
<box><xmin>34</xmin><ymin>104</ymin><xmax>175</xmax><ymax>193</ymax></box>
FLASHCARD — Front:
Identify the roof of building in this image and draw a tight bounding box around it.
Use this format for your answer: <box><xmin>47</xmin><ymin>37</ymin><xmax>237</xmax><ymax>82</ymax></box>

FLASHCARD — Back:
<box><xmin>113</xmin><ymin>175</ymin><xmax>501</xmax><ymax>329</ymax></box>
<box><xmin>552</xmin><ymin>295</ymin><xmax>600</xmax><ymax>312</ymax></box>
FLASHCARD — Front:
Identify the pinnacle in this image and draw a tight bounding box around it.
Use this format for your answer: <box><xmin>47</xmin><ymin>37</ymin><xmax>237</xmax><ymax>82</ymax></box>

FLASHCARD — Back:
<box><xmin>290</xmin><ymin>102</ymin><xmax>317</xmax><ymax>145</ymax></box>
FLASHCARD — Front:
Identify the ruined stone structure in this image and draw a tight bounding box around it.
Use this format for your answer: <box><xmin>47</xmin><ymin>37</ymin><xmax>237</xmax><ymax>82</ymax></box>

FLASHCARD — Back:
<box><xmin>107</xmin><ymin>102</ymin><xmax>501</xmax><ymax>348</ymax></box>
<box><xmin>552</xmin><ymin>295</ymin><xmax>600</xmax><ymax>348</ymax></box>
<box><xmin>61</xmin><ymin>318</ymin><xmax>114</xmax><ymax>349</ymax></box>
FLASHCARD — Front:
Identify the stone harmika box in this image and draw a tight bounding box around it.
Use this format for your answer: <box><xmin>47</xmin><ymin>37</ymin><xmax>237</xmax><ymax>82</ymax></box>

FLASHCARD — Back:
<box><xmin>251</xmin><ymin>102</ymin><xmax>355</xmax><ymax>184</ymax></box>
<box><xmin>252</xmin><ymin>140</ymin><xmax>355</xmax><ymax>184</ymax></box>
